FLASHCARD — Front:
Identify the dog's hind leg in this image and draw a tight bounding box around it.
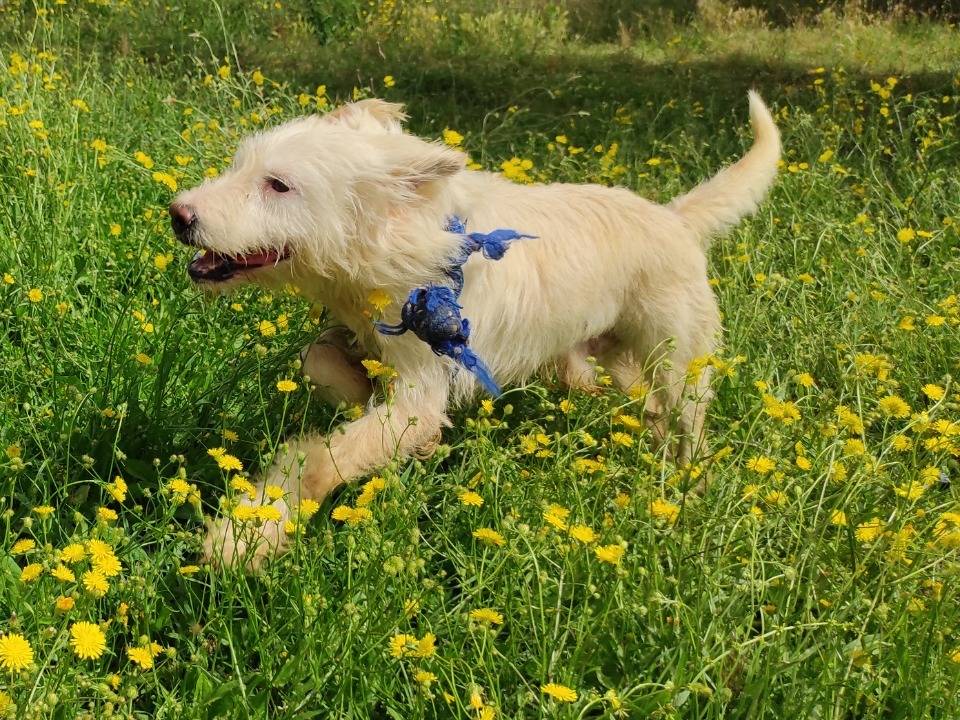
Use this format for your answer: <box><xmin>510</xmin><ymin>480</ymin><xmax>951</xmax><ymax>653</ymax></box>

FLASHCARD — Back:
<box><xmin>559</xmin><ymin>342</ymin><xmax>599</xmax><ymax>391</ymax></box>
<box><xmin>558</xmin><ymin>335</ymin><xmax>619</xmax><ymax>392</ymax></box>
<box><xmin>606</xmin><ymin>282</ymin><xmax>719</xmax><ymax>473</ymax></box>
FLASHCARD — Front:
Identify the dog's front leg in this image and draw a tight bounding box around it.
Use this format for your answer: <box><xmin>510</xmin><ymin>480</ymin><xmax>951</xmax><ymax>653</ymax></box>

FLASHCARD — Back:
<box><xmin>300</xmin><ymin>326</ymin><xmax>372</xmax><ymax>407</ymax></box>
<box><xmin>203</xmin><ymin>371</ymin><xmax>449</xmax><ymax>569</ymax></box>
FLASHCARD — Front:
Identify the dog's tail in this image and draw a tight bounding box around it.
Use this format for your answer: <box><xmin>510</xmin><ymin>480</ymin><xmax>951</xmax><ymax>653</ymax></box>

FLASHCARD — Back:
<box><xmin>669</xmin><ymin>91</ymin><xmax>780</xmax><ymax>248</ymax></box>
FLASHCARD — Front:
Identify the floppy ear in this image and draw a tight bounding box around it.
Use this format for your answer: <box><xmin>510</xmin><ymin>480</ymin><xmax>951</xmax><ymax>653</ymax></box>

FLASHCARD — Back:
<box><xmin>322</xmin><ymin>99</ymin><xmax>407</xmax><ymax>134</ymax></box>
<box><xmin>371</xmin><ymin>133</ymin><xmax>465</xmax><ymax>194</ymax></box>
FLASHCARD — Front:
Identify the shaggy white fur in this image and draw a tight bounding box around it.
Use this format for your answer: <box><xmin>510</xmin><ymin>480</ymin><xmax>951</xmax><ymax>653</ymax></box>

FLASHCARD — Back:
<box><xmin>172</xmin><ymin>94</ymin><xmax>780</xmax><ymax>568</ymax></box>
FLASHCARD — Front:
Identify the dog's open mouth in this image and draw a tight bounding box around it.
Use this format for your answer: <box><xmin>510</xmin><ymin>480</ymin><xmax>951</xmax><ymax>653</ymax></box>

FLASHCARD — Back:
<box><xmin>188</xmin><ymin>247</ymin><xmax>290</xmax><ymax>282</ymax></box>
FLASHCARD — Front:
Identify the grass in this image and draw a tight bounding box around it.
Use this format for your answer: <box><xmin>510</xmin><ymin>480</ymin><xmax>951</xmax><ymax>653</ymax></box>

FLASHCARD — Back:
<box><xmin>1</xmin><ymin>2</ymin><xmax>960</xmax><ymax>718</ymax></box>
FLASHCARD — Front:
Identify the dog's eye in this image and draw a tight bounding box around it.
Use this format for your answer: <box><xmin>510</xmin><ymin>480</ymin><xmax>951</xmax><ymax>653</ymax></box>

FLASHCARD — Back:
<box><xmin>268</xmin><ymin>177</ymin><xmax>291</xmax><ymax>193</ymax></box>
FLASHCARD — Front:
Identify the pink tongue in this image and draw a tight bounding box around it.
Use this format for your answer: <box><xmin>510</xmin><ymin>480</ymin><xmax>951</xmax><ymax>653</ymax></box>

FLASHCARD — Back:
<box><xmin>193</xmin><ymin>249</ymin><xmax>279</xmax><ymax>268</ymax></box>
<box><xmin>237</xmin><ymin>250</ymin><xmax>277</xmax><ymax>266</ymax></box>
<box><xmin>194</xmin><ymin>252</ymin><xmax>222</xmax><ymax>269</ymax></box>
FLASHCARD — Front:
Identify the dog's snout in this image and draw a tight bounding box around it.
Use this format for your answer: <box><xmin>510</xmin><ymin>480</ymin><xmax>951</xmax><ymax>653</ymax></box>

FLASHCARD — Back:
<box><xmin>169</xmin><ymin>202</ymin><xmax>198</xmax><ymax>243</ymax></box>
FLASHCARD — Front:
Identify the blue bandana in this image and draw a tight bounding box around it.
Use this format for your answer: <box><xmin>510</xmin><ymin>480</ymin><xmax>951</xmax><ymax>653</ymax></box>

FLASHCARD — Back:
<box><xmin>376</xmin><ymin>216</ymin><xmax>535</xmax><ymax>396</ymax></box>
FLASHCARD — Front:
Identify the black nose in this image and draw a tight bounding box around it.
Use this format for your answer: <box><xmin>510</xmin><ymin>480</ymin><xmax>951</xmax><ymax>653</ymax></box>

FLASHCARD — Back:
<box><xmin>169</xmin><ymin>202</ymin><xmax>198</xmax><ymax>243</ymax></box>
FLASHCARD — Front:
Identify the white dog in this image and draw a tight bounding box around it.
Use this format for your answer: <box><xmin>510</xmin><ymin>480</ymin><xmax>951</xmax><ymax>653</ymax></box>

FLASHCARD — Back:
<box><xmin>171</xmin><ymin>92</ymin><xmax>779</xmax><ymax>567</ymax></box>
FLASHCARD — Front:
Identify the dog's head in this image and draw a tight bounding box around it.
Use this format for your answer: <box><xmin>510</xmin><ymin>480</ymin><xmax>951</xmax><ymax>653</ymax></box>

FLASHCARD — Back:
<box><xmin>169</xmin><ymin>99</ymin><xmax>464</xmax><ymax>289</ymax></box>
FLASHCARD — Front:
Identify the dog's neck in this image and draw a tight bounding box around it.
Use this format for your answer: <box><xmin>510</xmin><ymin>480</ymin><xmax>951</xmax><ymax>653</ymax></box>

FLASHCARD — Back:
<box><xmin>293</xmin><ymin>197</ymin><xmax>468</xmax><ymax>344</ymax></box>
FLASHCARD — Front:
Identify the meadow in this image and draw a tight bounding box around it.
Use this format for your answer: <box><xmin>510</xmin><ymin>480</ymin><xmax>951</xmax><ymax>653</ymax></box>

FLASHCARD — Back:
<box><xmin>1</xmin><ymin>1</ymin><xmax>959</xmax><ymax>718</ymax></box>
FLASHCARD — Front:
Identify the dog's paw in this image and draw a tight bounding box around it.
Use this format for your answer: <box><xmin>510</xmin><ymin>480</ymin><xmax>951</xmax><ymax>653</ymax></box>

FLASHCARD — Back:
<box><xmin>202</xmin><ymin>512</ymin><xmax>289</xmax><ymax>571</ymax></box>
<box><xmin>411</xmin><ymin>428</ymin><xmax>442</xmax><ymax>460</ymax></box>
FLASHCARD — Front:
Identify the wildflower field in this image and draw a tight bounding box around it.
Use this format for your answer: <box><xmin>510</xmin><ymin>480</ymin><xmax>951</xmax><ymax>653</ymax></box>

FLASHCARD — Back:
<box><xmin>1</xmin><ymin>1</ymin><xmax>959</xmax><ymax>718</ymax></box>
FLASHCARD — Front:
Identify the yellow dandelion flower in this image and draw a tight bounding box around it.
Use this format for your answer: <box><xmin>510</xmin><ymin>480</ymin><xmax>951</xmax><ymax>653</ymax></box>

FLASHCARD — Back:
<box><xmin>134</xmin><ymin>151</ymin><xmax>154</xmax><ymax>169</ymax></box>
<box><xmin>361</xmin><ymin>359</ymin><xmax>398</xmax><ymax>380</ymax></box>
<box><xmin>151</xmin><ymin>171</ymin><xmax>178</xmax><ymax>192</ymax></box>
<box><xmin>388</xmin><ymin>633</ymin><xmax>417</xmax><ymax>658</ymax></box>
<box><xmin>61</xmin><ymin>543</ymin><xmax>86</xmax><ymax>563</ymax></box>
<box><xmin>56</xmin><ymin>595</ymin><xmax>75</xmax><ymax>612</ymax></box>
<box><xmin>367</xmin><ymin>289</ymin><xmax>391</xmax><ymax>311</ymax></box>
<box><xmin>298</xmin><ymin>498</ymin><xmax>320</xmax><ymax>519</ymax></box>
<box><xmin>276</xmin><ymin>379</ymin><xmax>298</xmax><ymax>393</ymax></box>
<box><xmin>262</xmin><ymin>484</ymin><xmax>284</xmax><ymax>502</ymax></box>
<box><xmin>27</xmin><ymin>288</ymin><xmax>43</xmax><ymax>303</ymax></box>
<box><xmin>330</xmin><ymin>505</ymin><xmax>372</xmax><ymax>525</ymax></box>
<box><xmin>896</xmin><ymin>227</ymin><xmax>915</xmax><ymax>243</ymax></box>
<box><xmin>650</xmin><ymin>498</ymin><xmax>680</xmax><ymax>525</ymax></box>
<box><xmin>70</xmin><ymin>621</ymin><xmax>106</xmax><ymax>660</ymax></box>
<box><xmin>746</xmin><ymin>456</ymin><xmax>775</xmax><ymax>475</ymax></box>
<box><xmin>922</xmin><ymin>384</ymin><xmax>945</xmax><ymax>401</ymax></box>
<box><xmin>106</xmin><ymin>476</ymin><xmax>127</xmax><ymax>502</ymax></box>
<box><xmin>11</xmin><ymin>538</ymin><xmax>35</xmax><ymax>555</ymax></box>
<box><xmin>216</xmin><ymin>454</ymin><xmax>243</xmax><ymax>472</ymax></box>
<box><xmin>258</xmin><ymin>319</ymin><xmax>277</xmax><ymax>336</ymax></box>
<box><xmin>229</xmin><ymin>476</ymin><xmax>257</xmax><ymax>500</ymax></box>
<box><xmin>458</xmin><ymin>490</ymin><xmax>484</xmax><ymax>507</ymax></box>
<box><xmin>414</xmin><ymin>633</ymin><xmax>436</xmax><ymax>658</ymax></box>
<box><xmin>356</xmin><ymin>476</ymin><xmax>386</xmax><ymax>506</ymax></box>
<box><xmin>97</xmin><ymin>506</ymin><xmax>118</xmax><ymax>523</ymax></box>
<box><xmin>572</xmin><ymin>457</ymin><xmax>604</xmax><ymax>474</ymax></box>
<box><xmin>835</xmin><ymin>405</ymin><xmax>865</xmax><ymax>435</ymax></box>
<box><xmin>594</xmin><ymin>544</ymin><xmax>625</xmax><ymax>565</ymax></box>
<box><xmin>894</xmin><ymin>481</ymin><xmax>926</xmax><ymax>501</ymax></box>
<box><xmin>257</xmin><ymin>505</ymin><xmax>282</xmax><ymax>523</ymax></box>
<box><xmin>854</xmin><ymin>518</ymin><xmax>884</xmax><ymax>543</ymax></box>
<box><xmin>472</xmin><ymin>528</ymin><xmax>506</xmax><ymax>547</ymax></box>
<box><xmin>844</xmin><ymin>438</ymin><xmax>866</xmax><ymax>457</ymax></box>
<box><xmin>167</xmin><ymin>478</ymin><xmax>194</xmax><ymax>504</ymax></box>
<box><xmin>615</xmin><ymin>413</ymin><xmax>642</xmax><ymax>430</ymax></box>
<box><xmin>932</xmin><ymin>512</ymin><xmax>960</xmax><ymax>549</ymax></box>
<box><xmin>442</xmin><ymin>128</ymin><xmax>463</xmax><ymax>147</ymax></box>
<box><xmin>86</xmin><ymin>539</ymin><xmax>113</xmax><ymax>562</ymax></box>
<box><xmin>543</xmin><ymin>504</ymin><xmax>570</xmax><ymax>530</ymax></box>
<box><xmin>469</xmin><ymin>608</ymin><xmax>503</xmax><ymax>625</ymax></box>
<box><xmin>82</xmin><ymin>569</ymin><xmax>109</xmax><ymax>597</ymax></box>
<box><xmin>890</xmin><ymin>435</ymin><xmax>912</xmax><ymax>451</ymax></box>
<box><xmin>52</xmin><ymin>564</ymin><xmax>75</xmax><ymax>582</ymax></box>
<box><xmin>0</xmin><ymin>633</ymin><xmax>34</xmax><ymax>671</ymax></box>
<box><xmin>610</xmin><ymin>431</ymin><xmax>634</xmax><ymax>447</ymax></box>
<box><xmin>178</xmin><ymin>565</ymin><xmax>200</xmax><ymax>576</ymax></box>
<box><xmin>127</xmin><ymin>646</ymin><xmax>154</xmax><ymax>669</ymax></box>
<box><xmin>20</xmin><ymin>563</ymin><xmax>43</xmax><ymax>582</ymax></box>
<box><xmin>830</xmin><ymin>510</ymin><xmax>847</xmax><ymax>526</ymax></box>
<box><xmin>568</xmin><ymin>524</ymin><xmax>596</xmax><ymax>543</ymax></box>
<box><xmin>232</xmin><ymin>505</ymin><xmax>258</xmax><ymax>523</ymax></box>
<box><xmin>878</xmin><ymin>395</ymin><xmax>910</xmax><ymax>418</ymax></box>
<box><xmin>541</xmin><ymin>683</ymin><xmax>578</xmax><ymax>702</ymax></box>
<box><xmin>414</xmin><ymin>669</ymin><xmax>437</xmax><ymax>686</ymax></box>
